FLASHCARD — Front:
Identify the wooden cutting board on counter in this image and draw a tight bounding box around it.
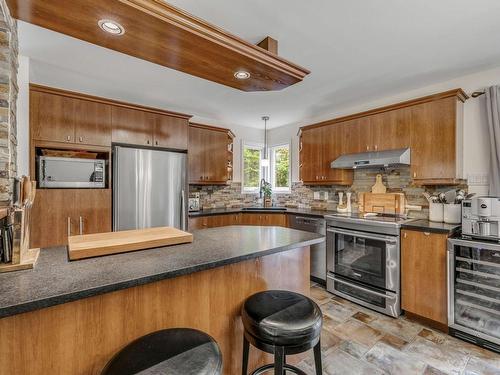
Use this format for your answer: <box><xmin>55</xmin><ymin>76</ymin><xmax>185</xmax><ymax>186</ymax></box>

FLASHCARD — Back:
<box><xmin>358</xmin><ymin>192</ymin><xmax>406</xmax><ymax>215</ymax></box>
<box><xmin>68</xmin><ymin>227</ymin><xmax>193</xmax><ymax>261</ymax></box>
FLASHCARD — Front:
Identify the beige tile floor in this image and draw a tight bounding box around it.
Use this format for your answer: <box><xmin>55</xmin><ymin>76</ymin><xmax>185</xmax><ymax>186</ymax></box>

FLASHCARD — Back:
<box><xmin>296</xmin><ymin>284</ymin><xmax>500</xmax><ymax>375</ymax></box>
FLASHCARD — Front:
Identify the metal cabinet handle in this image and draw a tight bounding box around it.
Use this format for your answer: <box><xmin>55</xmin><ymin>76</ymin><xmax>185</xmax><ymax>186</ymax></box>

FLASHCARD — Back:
<box><xmin>66</xmin><ymin>135</ymin><xmax>71</xmax><ymax>142</ymax></box>
<box><xmin>366</xmin><ymin>145</ymin><xmax>369</xmax><ymax>151</ymax></box>
<box><xmin>79</xmin><ymin>216</ymin><xmax>83</xmax><ymax>235</ymax></box>
<box><xmin>413</xmin><ymin>172</ymin><xmax>417</xmax><ymax>178</ymax></box>
<box><xmin>424</xmin><ymin>232</ymin><xmax>431</xmax><ymax>236</ymax></box>
<box><xmin>403</xmin><ymin>232</ymin><xmax>407</xmax><ymax>239</ymax></box>
<box><xmin>147</xmin><ymin>140</ymin><xmax>150</xmax><ymax>145</ymax></box>
<box><xmin>374</xmin><ymin>145</ymin><xmax>378</xmax><ymax>151</ymax></box>
<box><xmin>79</xmin><ymin>136</ymin><xmax>83</xmax><ymax>142</ymax></box>
<box><xmin>67</xmin><ymin>217</ymin><xmax>71</xmax><ymax>236</ymax></box>
<box><xmin>155</xmin><ymin>141</ymin><xmax>159</xmax><ymax>146</ymax></box>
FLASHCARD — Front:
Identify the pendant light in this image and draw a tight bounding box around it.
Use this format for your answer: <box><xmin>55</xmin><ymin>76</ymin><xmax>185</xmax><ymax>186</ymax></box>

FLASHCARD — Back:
<box><xmin>261</xmin><ymin>116</ymin><xmax>270</xmax><ymax>167</ymax></box>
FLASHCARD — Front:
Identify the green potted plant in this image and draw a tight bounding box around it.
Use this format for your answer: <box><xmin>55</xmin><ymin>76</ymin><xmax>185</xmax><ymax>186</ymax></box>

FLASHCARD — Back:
<box><xmin>262</xmin><ymin>183</ymin><xmax>272</xmax><ymax>208</ymax></box>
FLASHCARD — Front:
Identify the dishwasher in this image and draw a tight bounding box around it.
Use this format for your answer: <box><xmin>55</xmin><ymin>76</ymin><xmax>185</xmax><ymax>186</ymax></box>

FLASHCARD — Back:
<box><xmin>289</xmin><ymin>215</ymin><xmax>326</xmax><ymax>284</ymax></box>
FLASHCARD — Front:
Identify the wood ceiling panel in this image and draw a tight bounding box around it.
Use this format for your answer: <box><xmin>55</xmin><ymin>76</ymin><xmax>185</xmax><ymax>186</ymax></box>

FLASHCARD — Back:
<box><xmin>7</xmin><ymin>0</ymin><xmax>310</xmax><ymax>91</ymax></box>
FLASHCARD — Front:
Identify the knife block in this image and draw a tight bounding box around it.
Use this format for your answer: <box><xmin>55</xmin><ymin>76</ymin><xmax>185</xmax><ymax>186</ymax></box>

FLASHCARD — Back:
<box><xmin>0</xmin><ymin>208</ymin><xmax>40</xmax><ymax>273</ymax></box>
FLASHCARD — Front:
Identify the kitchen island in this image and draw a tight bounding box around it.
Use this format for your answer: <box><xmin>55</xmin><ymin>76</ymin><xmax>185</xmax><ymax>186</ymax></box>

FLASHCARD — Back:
<box><xmin>0</xmin><ymin>226</ymin><xmax>323</xmax><ymax>375</ymax></box>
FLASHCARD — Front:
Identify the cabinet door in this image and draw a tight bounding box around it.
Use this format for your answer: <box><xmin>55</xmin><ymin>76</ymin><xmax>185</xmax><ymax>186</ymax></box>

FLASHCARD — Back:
<box><xmin>300</xmin><ymin>127</ymin><xmax>322</xmax><ymax>183</ymax></box>
<box><xmin>189</xmin><ymin>217</ymin><xmax>209</xmax><ymax>230</ymax></box>
<box><xmin>74</xmin><ymin>190</ymin><xmax>112</xmax><ymax>235</ymax></box>
<box><xmin>264</xmin><ymin>214</ymin><xmax>287</xmax><ymax>226</ymax></box>
<box><xmin>30</xmin><ymin>90</ymin><xmax>75</xmax><ymax>143</ymax></box>
<box><xmin>342</xmin><ymin>118</ymin><xmax>371</xmax><ymax>154</ymax></box>
<box><xmin>153</xmin><ymin>115</ymin><xmax>188</xmax><ymax>150</ymax></box>
<box><xmin>410</xmin><ymin>98</ymin><xmax>456</xmax><ymax>181</ymax></box>
<box><xmin>401</xmin><ymin>230</ymin><xmax>448</xmax><ymax>324</ymax></box>
<box><xmin>188</xmin><ymin>126</ymin><xmax>206</xmax><ymax>183</ymax></box>
<box><xmin>370</xmin><ymin>109</ymin><xmax>411</xmax><ymax>151</ymax></box>
<box><xmin>323</xmin><ymin>124</ymin><xmax>353</xmax><ymax>185</ymax></box>
<box><xmin>205</xmin><ymin>130</ymin><xmax>228</xmax><ymax>183</ymax></box>
<box><xmin>30</xmin><ymin>189</ymin><xmax>76</xmax><ymax>248</ymax></box>
<box><xmin>240</xmin><ymin>213</ymin><xmax>263</xmax><ymax>225</ymax></box>
<box><xmin>111</xmin><ymin>106</ymin><xmax>154</xmax><ymax>146</ymax></box>
<box><xmin>74</xmin><ymin>99</ymin><xmax>112</xmax><ymax>146</ymax></box>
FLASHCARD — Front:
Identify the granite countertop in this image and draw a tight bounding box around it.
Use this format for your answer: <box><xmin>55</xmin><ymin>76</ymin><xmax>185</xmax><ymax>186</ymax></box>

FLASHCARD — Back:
<box><xmin>400</xmin><ymin>219</ymin><xmax>461</xmax><ymax>235</ymax></box>
<box><xmin>0</xmin><ymin>226</ymin><xmax>324</xmax><ymax>319</ymax></box>
<box><xmin>189</xmin><ymin>207</ymin><xmax>337</xmax><ymax>218</ymax></box>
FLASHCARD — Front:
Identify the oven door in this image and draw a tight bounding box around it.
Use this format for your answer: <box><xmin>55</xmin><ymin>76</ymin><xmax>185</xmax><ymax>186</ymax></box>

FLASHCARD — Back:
<box><xmin>327</xmin><ymin>227</ymin><xmax>399</xmax><ymax>292</ymax></box>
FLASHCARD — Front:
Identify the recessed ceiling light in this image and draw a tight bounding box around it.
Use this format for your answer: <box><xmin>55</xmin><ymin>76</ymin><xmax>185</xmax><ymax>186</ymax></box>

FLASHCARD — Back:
<box><xmin>98</xmin><ymin>19</ymin><xmax>125</xmax><ymax>35</ymax></box>
<box><xmin>234</xmin><ymin>71</ymin><xmax>251</xmax><ymax>80</ymax></box>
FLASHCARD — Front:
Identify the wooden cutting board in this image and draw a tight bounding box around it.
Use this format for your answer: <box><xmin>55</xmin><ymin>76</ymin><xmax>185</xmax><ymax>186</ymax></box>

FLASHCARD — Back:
<box><xmin>68</xmin><ymin>227</ymin><xmax>193</xmax><ymax>261</ymax></box>
<box><xmin>358</xmin><ymin>192</ymin><xmax>405</xmax><ymax>215</ymax></box>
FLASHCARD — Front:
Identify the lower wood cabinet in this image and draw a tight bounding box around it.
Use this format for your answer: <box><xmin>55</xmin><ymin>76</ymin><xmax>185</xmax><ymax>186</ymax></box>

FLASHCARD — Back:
<box><xmin>30</xmin><ymin>189</ymin><xmax>112</xmax><ymax>249</ymax></box>
<box><xmin>188</xmin><ymin>213</ymin><xmax>287</xmax><ymax>230</ymax></box>
<box><xmin>401</xmin><ymin>229</ymin><xmax>448</xmax><ymax>326</ymax></box>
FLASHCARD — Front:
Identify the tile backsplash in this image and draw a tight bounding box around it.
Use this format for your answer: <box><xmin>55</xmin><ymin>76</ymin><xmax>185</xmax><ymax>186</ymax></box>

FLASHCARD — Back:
<box><xmin>189</xmin><ymin>167</ymin><xmax>467</xmax><ymax>219</ymax></box>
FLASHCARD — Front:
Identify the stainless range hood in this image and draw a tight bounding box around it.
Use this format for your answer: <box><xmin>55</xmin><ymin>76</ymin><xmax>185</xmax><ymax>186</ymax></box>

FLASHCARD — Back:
<box><xmin>331</xmin><ymin>148</ymin><xmax>411</xmax><ymax>169</ymax></box>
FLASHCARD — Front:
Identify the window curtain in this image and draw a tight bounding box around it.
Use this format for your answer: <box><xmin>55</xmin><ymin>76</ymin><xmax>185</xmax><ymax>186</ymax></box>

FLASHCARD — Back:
<box><xmin>486</xmin><ymin>85</ymin><xmax>500</xmax><ymax>195</ymax></box>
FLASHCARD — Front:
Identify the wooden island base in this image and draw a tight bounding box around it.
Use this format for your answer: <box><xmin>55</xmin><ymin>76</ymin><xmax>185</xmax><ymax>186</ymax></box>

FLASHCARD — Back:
<box><xmin>0</xmin><ymin>246</ymin><xmax>310</xmax><ymax>375</ymax></box>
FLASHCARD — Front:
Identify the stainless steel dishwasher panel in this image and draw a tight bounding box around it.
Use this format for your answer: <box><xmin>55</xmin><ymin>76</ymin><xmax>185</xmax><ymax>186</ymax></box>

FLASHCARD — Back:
<box><xmin>289</xmin><ymin>215</ymin><xmax>326</xmax><ymax>284</ymax></box>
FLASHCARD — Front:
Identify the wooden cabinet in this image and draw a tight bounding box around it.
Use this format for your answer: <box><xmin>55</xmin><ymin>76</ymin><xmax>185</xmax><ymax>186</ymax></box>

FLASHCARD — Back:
<box><xmin>30</xmin><ymin>189</ymin><xmax>112</xmax><ymax>249</ymax></box>
<box><xmin>401</xmin><ymin>229</ymin><xmax>448</xmax><ymax>326</ymax></box>
<box><xmin>189</xmin><ymin>212</ymin><xmax>287</xmax><ymax>230</ymax></box>
<box><xmin>299</xmin><ymin>125</ymin><xmax>352</xmax><ymax>185</ymax></box>
<box><xmin>30</xmin><ymin>89</ymin><xmax>112</xmax><ymax>146</ymax></box>
<box><xmin>240</xmin><ymin>213</ymin><xmax>287</xmax><ymax>226</ymax></box>
<box><xmin>299</xmin><ymin>89</ymin><xmax>466</xmax><ymax>186</ymax></box>
<box><xmin>188</xmin><ymin>124</ymin><xmax>233</xmax><ymax>184</ymax></box>
<box><xmin>111</xmin><ymin>106</ymin><xmax>154</xmax><ymax>146</ymax></box>
<box><xmin>153</xmin><ymin>114</ymin><xmax>188</xmax><ymax>149</ymax></box>
<box><xmin>410</xmin><ymin>97</ymin><xmax>463</xmax><ymax>184</ymax></box>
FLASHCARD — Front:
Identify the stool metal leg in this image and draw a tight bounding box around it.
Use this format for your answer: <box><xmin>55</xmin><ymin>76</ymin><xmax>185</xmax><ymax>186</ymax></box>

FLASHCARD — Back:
<box><xmin>274</xmin><ymin>346</ymin><xmax>285</xmax><ymax>375</ymax></box>
<box><xmin>313</xmin><ymin>340</ymin><xmax>322</xmax><ymax>375</ymax></box>
<box><xmin>242</xmin><ymin>336</ymin><xmax>250</xmax><ymax>375</ymax></box>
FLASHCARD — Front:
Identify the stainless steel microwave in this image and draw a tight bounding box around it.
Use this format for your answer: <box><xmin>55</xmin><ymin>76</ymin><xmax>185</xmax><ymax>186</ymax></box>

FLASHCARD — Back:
<box><xmin>38</xmin><ymin>156</ymin><xmax>106</xmax><ymax>188</ymax></box>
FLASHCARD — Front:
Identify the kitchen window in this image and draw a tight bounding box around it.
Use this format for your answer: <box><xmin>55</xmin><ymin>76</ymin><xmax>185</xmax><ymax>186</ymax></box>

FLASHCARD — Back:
<box><xmin>270</xmin><ymin>144</ymin><xmax>290</xmax><ymax>192</ymax></box>
<box><xmin>242</xmin><ymin>142</ymin><xmax>263</xmax><ymax>193</ymax></box>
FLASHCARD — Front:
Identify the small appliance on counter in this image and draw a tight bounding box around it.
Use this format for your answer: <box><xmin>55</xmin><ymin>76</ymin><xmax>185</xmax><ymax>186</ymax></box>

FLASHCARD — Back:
<box><xmin>188</xmin><ymin>193</ymin><xmax>200</xmax><ymax>212</ymax></box>
<box><xmin>462</xmin><ymin>196</ymin><xmax>500</xmax><ymax>241</ymax></box>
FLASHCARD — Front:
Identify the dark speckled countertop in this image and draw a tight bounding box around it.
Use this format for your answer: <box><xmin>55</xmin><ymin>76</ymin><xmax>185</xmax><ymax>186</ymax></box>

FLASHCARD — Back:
<box><xmin>400</xmin><ymin>220</ymin><xmax>461</xmax><ymax>235</ymax></box>
<box><xmin>189</xmin><ymin>207</ymin><xmax>337</xmax><ymax>218</ymax></box>
<box><xmin>0</xmin><ymin>226</ymin><xmax>324</xmax><ymax>319</ymax></box>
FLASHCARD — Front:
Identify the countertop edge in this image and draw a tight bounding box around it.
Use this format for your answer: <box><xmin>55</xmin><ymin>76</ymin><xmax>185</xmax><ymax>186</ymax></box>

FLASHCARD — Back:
<box><xmin>400</xmin><ymin>221</ymin><xmax>461</xmax><ymax>235</ymax></box>
<box><xmin>0</xmin><ymin>236</ymin><xmax>324</xmax><ymax>319</ymax></box>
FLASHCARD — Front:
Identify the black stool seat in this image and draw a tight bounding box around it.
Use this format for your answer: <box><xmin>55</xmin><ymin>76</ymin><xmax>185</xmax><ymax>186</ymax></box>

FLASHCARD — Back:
<box><xmin>241</xmin><ymin>290</ymin><xmax>323</xmax><ymax>375</ymax></box>
<box><xmin>242</xmin><ymin>290</ymin><xmax>322</xmax><ymax>347</ymax></box>
<box><xmin>101</xmin><ymin>328</ymin><xmax>222</xmax><ymax>375</ymax></box>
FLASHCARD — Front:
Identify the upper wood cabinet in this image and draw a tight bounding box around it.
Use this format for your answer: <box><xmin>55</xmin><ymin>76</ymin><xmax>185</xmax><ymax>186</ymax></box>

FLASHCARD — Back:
<box><xmin>189</xmin><ymin>124</ymin><xmax>233</xmax><ymax>184</ymax></box>
<box><xmin>153</xmin><ymin>114</ymin><xmax>188</xmax><ymax>150</ymax></box>
<box><xmin>299</xmin><ymin>124</ymin><xmax>352</xmax><ymax>185</ymax></box>
<box><xmin>111</xmin><ymin>106</ymin><xmax>155</xmax><ymax>146</ymax></box>
<box><xmin>410</xmin><ymin>97</ymin><xmax>463</xmax><ymax>184</ymax></box>
<box><xmin>299</xmin><ymin>89</ymin><xmax>467</xmax><ymax>185</ymax></box>
<box><xmin>30</xmin><ymin>89</ymin><xmax>111</xmax><ymax>146</ymax></box>
<box><xmin>401</xmin><ymin>229</ymin><xmax>448</xmax><ymax>327</ymax></box>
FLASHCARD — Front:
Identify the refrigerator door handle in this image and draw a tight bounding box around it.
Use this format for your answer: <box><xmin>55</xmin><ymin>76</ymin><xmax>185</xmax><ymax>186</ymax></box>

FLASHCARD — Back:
<box><xmin>181</xmin><ymin>189</ymin><xmax>186</xmax><ymax>231</ymax></box>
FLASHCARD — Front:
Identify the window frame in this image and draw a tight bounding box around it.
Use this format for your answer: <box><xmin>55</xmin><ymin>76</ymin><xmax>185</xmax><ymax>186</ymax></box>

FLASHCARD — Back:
<box><xmin>270</xmin><ymin>142</ymin><xmax>291</xmax><ymax>193</ymax></box>
<box><xmin>241</xmin><ymin>141</ymin><xmax>264</xmax><ymax>194</ymax></box>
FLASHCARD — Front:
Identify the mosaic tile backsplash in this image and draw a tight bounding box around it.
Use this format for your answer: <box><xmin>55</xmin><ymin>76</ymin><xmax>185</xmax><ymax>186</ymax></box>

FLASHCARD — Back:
<box><xmin>189</xmin><ymin>167</ymin><xmax>467</xmax><ymax>219</ymax></box>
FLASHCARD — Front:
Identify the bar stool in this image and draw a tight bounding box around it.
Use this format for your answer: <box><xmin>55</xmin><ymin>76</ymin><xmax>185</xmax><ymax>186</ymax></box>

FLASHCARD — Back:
<box><xmin>101</xmin><ymin>328</ymin><xmax>222</xmax><ymax>375</ymax></box>
<box><xmin>241</xmin><ymin>290</ymin><xmax>323</xmax><ymax>375</ymax></box>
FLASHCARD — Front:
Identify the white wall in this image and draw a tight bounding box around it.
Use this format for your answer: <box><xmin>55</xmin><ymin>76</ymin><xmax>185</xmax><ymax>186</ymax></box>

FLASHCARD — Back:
<box><xmin>16</xmin><ymin>55</ymin><xmax>30</xmax><ymax>177</ymax></box>
<box><xmin>268</xmin><ymin>65</ymin><xmax>500</xmax><ymax>194</ymax></box>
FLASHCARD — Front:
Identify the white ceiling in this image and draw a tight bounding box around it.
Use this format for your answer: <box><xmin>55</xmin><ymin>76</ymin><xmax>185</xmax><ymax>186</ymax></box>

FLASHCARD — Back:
<box><xmin>20</xmin><ymin>0</ymin><xmax>500</xmax><ymax>129</ymax></box>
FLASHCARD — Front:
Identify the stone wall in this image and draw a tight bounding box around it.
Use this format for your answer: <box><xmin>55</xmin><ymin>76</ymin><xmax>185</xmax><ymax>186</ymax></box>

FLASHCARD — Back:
<box><xmin>0</xmin><ymin>0</ymin><xmax>17</xmax><ymax>205</ymax></box>
<box><xmin>189</xmin><ymin>167</ymin><xmax>467</xmax><ymax>219</ymax></box>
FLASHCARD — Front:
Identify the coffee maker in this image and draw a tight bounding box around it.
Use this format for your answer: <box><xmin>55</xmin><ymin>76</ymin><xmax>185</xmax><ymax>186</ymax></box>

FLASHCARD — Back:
<box><xmin>462</xmin><ymin>197</ymin><xmax>500</xmax><ymax>241</ymax></box>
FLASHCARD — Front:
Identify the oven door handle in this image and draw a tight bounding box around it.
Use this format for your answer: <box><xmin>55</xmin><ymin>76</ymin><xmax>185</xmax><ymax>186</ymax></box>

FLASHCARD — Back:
<box><xmin>327</xmin><ymin>227</ymin><xmax>398</xmax><ymax>244</ymax></box>
<box><xmin>328</xmin><ymin>274</ymin><xmax>397</xmax><ymax>300</ymax></box>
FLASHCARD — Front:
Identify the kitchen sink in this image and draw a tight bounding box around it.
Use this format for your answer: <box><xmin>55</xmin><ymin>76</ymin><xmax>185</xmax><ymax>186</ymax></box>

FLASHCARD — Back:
<box><xmin>241</xmin><ymin>207</ymin><xmax>287</xmax><ymax>212</ymax></box>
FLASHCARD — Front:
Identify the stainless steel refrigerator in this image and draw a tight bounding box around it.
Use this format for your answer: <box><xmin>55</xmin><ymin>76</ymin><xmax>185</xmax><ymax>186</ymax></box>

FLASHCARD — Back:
<box><xmin>113</xmin><ymin>146</ymin><xmax>187</xmax><ymax>231</ymax></box>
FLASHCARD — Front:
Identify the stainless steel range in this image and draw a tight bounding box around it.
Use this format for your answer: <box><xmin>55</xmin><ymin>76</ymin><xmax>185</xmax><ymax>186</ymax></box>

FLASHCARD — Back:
<box><xmin>325</xmin><ymin>213</ymin><xmax>413</xmax><ymax>317</ymax></box>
